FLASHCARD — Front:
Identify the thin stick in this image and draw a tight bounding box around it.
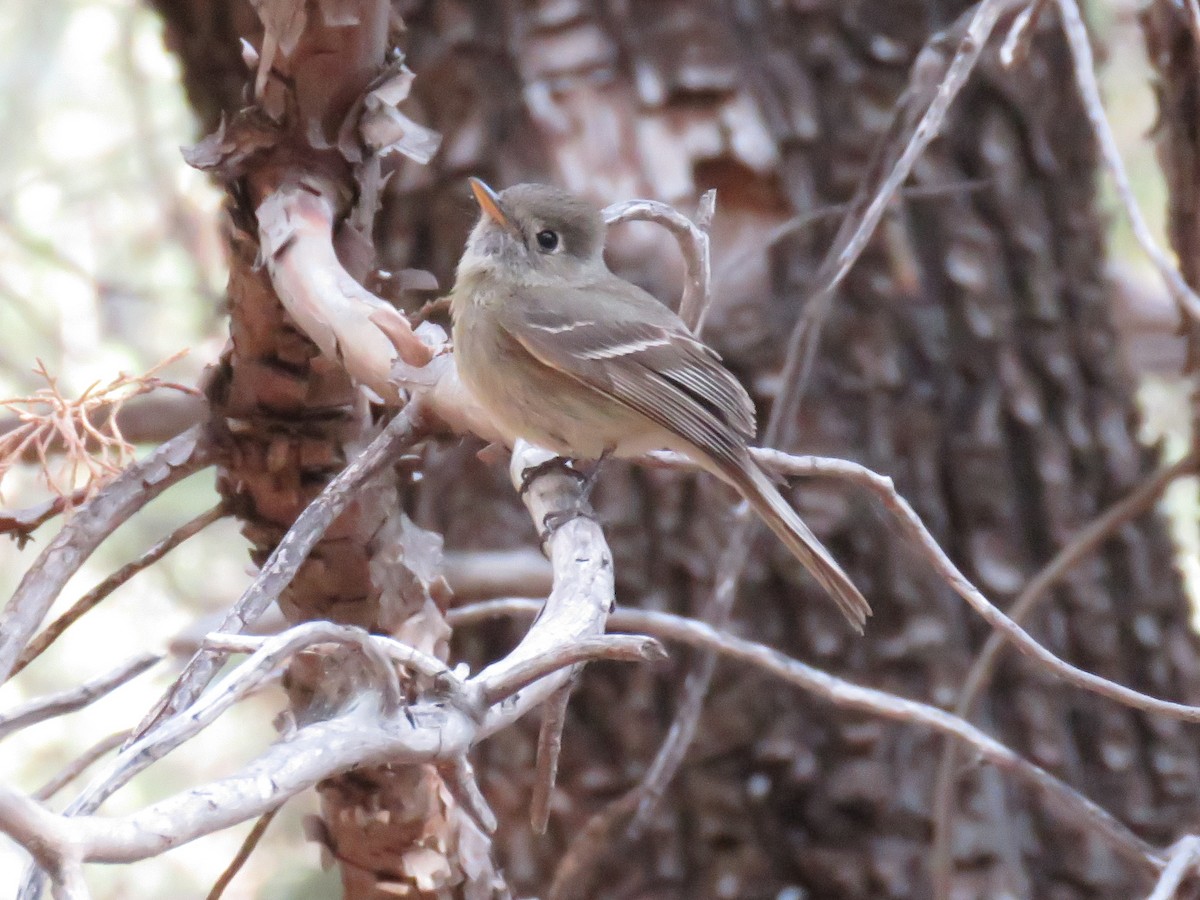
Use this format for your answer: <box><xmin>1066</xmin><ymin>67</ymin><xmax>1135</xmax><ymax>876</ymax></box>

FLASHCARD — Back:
<box><xmin>602</xmin><ymin>191</ymin><xmax>716</xmax><ymax>334</ymax></box>
<box><xmin>13</xmin><ymin>503</ymin><xmax>227</xmax><ymax>676</ymax></box>
<box><xmin>770</xmin><ymin>0</ymin><xmax>1022</xmax><ymax>439</ymax></box>
<box><xmin>1055</xmin><ymin>0</ymin><xmax>1200</xmax><ymax>322</ymax></box>
<box><xmin>930</xmin><ymin>452</ymin><xmax>1198</xmax><ymax>898</ymax></box>
<box><xmin>0</xmin><ymin>424</ymin><xmax>213</xmax><ymax>685</ymax></box>
<box><xmin>748</xmin><ymin>449</ymin><xmax>1200</xmax><ymax>723</ymax></box>
<box><xmin>205</xmin><ymin>806</ymin><xmax>281</xmax><ymax>900</ymax></box>
<box><xmin>587</xmin><ymin>1</ymin><xmax>1027</xmax><ymax>865</ymax></box>
<box><xmin>131</xmin><ymin>399</ymin><xmax>428</xmax><ymax>741</ymax></box>
<box><xmin>441</xmin><ymin>756</ymin><xmax>497</xmax><ymax>835</ymax></box>
<box><xmin>531</xmin><ymin>684</ymin><xmax>572</xmax><ymax>834</ymax></box>
<box><xmin>33</xmin><ymin>731</ymin><xmax>129</xmax><ymax>802</ymax></box>
<box><xmin>447</xmin><ymin>599</ymin><xmax>1163</xmax><ymax>883</ymax></box>
<box><xmin>0</xmin><ymin>654</ymin><xmax>159</xmax><ymax>741</ymax></box>
<box><xmin>1145</xmin><ymin>835</ymin><xmax>1200</xmax><ymax>900</ymax></box>
<box><xmin>479</xmin><ymin>635</ymin><xmax>665</xmax><ymax>707</ymax></box>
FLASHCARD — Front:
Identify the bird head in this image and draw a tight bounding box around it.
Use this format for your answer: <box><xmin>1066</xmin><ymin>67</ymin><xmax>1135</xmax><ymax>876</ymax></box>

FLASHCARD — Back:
<box><xmin>460</xmin><ymin>179</ymin><xmax>607</xmax><ymax>282</ymax></box>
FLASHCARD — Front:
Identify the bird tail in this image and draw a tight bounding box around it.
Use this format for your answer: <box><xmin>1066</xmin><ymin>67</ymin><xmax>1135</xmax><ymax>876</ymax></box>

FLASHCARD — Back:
<box><xmin>723</xmin><ymin>456</ymin><xmax>871</xmax><ymax>633</ymax></box>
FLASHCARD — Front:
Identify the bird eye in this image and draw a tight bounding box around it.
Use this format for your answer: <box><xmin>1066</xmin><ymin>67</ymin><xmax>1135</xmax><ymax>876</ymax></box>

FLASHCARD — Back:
<box><xmin>535</xmin><ymin>229</ymin><xmax>560</xmax><ymax>252</ymax></box>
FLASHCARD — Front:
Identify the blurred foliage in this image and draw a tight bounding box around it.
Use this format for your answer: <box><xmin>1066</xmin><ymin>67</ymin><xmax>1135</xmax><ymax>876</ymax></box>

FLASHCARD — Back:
<box><xmin>0</xmin><ymin>0</ymin><xmax>1193</xmax><ymax>897</ymax></box>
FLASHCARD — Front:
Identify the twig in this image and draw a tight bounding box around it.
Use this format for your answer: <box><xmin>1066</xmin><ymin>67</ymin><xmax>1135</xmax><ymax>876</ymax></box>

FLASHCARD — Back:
<box><xmin>1146</xmin><ymin>835</ymin><xmax>1200</xmax><ymax>900</ymax></box>
<box><xmin>441</xmin><ymin>756</ymin><xmax>497</xmax><ymax>835</ymax></box>
<box><xmin>442</xmin><ymin>548</ymin><xmax>553</xmax><ymax>601</ymax></box>
<box><xmin>627</xmin><ymin>526</ymin><xmax>751</xmax><ymax>834</ymax></box>
<box><xmin>999</xmin><ymin>0</ymin><xmax>1051</xmax><ymax>67</ymax></box>
<box><xmin>4</xmin><ymin>604</ymin><xmax>639</xmax><ymax>878</ymax></box>
<box><xmin>574</xmin><ymin>3</ymin><xmax>1026</xmax><ymax>866</ymax></box>
<box><xmin>133</xmin><ymin>399</ymin><xmax>428</xmax><ymax>738</ymax></box>
<box><xmin>0</xmin><ymin>424</ymin><xmax>213</xmax><ymax>685</ymax></box>
<box><xmin>1055</xmin><ymin>0</ymin><xmax>1200</xmax><ymax>323</ymax></box>
<box><xmin>206</xmin><ymin>806</ymin><xmax>281</xmax><ymax>900</ymax></box>
<box><xmin>104</xmin><ymin>622</ymin><xmax>414</xmax><ymax>784</ymax></box>
<box><xmin>602</xmin><ymin>190</ymin><xmax>716</xmax><ymax>334</ymax></box>
<box><xmin>770</xmin><ymin>0</ymin><xmax>1023</xmax><ymax>438</ymax></box>
<box><xmin>13</xmin><ymin>503</ymin><xmax>228</xmax><ymax>676</ymax></box>
<box><xmin>930</xmin><ymin>452</ymin><xmax>1199</xmax><ymax>899</ymax></box>
<box><xmin>479</xmin><ymin>635</ymin><xmax>665</xmax><ymax>707</ymax></box>
<box><xmin>202</xmin><ymin>628</ymin><xmax>455</xmax><ymax>687</ymax></box>
<box><xmin>33</xmin><ymin>731</ymin><xmax>129</xmax><ymax>802</ymax></box>
<box><xmin>447</xmin><ymin>599</ymin><xmax>1164</xmax><ymax>885</ymax></box>
<box><xmin>0</xmin><ymin>489</ymin><xmax>89</xmax><ymax>547</ymax></box>
<box><xmin>746</xmin><ymin>448</ymin><xmax>1200</xmax><ymax>723</ymax></box>
<box><xmin>257</xmin><ymin>182</ymin><xmax>434</xmax><ymax>402</ymax></box>
<box><xmin>474</xmin><ymin>440</ymin><xmax>617</xmax><ymax>738</ymax></box>
<box><xmin>0</xmin><ymin>653</ymin><xmax>159</xmax><ymax>741</ymax></box>
<box><xmin>530</xmin><ymin>684</ymin><xmax>571</xmax><ymax>834</ymax></box>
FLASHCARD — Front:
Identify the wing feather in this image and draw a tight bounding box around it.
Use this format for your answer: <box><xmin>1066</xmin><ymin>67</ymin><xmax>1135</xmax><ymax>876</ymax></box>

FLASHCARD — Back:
<box><xmin>497</xmin><ymin>282</ymin><xmax>756</xmax><ymax>464</ymax></box>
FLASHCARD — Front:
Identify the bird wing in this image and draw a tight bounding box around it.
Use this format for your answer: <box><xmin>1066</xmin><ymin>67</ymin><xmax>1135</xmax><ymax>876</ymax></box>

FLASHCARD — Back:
<box><xmin>496</xmin><ymin>281</ymin><xmax>756</xmax><ymax>467</ymax></box>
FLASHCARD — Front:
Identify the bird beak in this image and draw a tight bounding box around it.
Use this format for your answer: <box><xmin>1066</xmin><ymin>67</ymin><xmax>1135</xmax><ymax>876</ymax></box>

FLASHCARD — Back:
<box><xmin>469</xmin><ymin>177</ymin><xmax>519</xmax><ymax>237</ymax></box>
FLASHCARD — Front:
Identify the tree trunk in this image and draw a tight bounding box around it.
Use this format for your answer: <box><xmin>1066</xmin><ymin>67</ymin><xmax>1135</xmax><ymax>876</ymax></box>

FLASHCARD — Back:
<box><xmin>152</xmin><ymin>0</ymin><xmax>1200</xmax><ymax>897</ymax></box>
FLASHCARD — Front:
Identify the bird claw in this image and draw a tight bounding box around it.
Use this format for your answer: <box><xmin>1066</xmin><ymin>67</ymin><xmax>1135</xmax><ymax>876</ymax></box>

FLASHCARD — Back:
<box><xmin>518</xmin><ymin>456</ymin><xmax>586</xmax><ymax>497</ymax></box>
<box><xmin>539</xmin><ymin>505</ymin><xmax>593</xmax><ymax>544</ymax></box>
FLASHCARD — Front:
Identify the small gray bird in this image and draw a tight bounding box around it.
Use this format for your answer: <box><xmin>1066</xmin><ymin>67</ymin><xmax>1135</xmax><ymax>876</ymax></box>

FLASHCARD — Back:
<box><xmin>451</xmin><ymin>178</ymin><xmax>870</xmax><ymax>631</ymax></box>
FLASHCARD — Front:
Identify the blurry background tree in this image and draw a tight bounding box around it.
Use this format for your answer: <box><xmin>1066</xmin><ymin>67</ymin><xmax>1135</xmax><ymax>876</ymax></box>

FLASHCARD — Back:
<box><xmin>2</xmin><ymin>1</ymin><xmax>1200</xmax><ymax>899</ymax></box>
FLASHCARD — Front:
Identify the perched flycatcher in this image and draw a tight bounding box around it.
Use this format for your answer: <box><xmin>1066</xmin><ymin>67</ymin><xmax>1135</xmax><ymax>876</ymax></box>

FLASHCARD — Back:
<box><xmin>450</xmin><ymin>178</ymin><xmax>870</xmax><ymax>631</ymax></box>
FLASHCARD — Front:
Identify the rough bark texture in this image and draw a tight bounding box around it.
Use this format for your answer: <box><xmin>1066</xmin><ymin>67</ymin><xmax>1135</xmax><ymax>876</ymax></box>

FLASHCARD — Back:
<box><xmin>153</xmin><ymin>1</ymin><xmax>498</xmax><ymax>897</ymax></box>
<box><xmin>151</xmin><ymin>0</ymin><xmax>1200</xmax><ymax>898</ymax></box>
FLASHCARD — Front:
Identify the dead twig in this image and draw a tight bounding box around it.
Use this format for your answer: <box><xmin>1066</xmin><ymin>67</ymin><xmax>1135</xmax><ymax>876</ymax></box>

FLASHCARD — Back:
<box><xmin>33</xmin><ymin>731</ymin><xmax>130</xmax><ymax>802</ymax></box>
<box><xmin>0</xmin><ymin>654</ymin><xmax>159</xmax><ymax>741</ymax></box>
<box><xmin>745</xmin><ymin>448</ymin><xmax>1200</xmax><ymax>723</ymax></box>
<box><xmin>602</xmin><ymin>190</ymin><xmax>716</xmax><ymax>334</ymax></box>
<box><xmin>446</xmin><ymin>598</ymin><xmax>1165</xmax><ymax>887</ymax></box>
<box><xmin>1146</xmin><ymin>835</ymin><xmax>1200</xmax><ymax>900</ymax></box>
<box><xmin>0</xmin><ymin>424</ymin><xmax>214</xmax><ymax>685</ymax></box>
<box><xmin>479</xmin><ymin>635</ymin><xmax>665</xmax><ymax>707</ymax></box>
<box><xmin>930</xmin><ymin>451</ymin><xmax>1200</xmax><ymax>898</ymax></box>
<box><xmin>530</xmin><ymin>684</ymin><xmax>571</xmax><ymax>834</ymax></box>
<box><xmin>205</xmin><ymin>806</ymin><xmax>281</xmax><ymax>900</ymax></box>
<box><xmin>13</xmin><ymin>502</ymin><xmax>228</xmax><ymax>677</ymax></box>
<box><xmin>0</xmin><ymin>353</ymin><xmax>197</xmax><ymax>507</ymax></box>
<box><xmin>1055</xmin><ymin>0</ymin><xmax>1200</xmax><ymax>323</ymax></box>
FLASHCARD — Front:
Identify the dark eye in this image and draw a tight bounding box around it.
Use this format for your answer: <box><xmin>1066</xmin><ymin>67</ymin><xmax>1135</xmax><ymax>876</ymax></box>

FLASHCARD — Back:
<box><xmin>535</xmin><ymin>229</ymin><xmax>560</xmax><ymax>252</ymax></box>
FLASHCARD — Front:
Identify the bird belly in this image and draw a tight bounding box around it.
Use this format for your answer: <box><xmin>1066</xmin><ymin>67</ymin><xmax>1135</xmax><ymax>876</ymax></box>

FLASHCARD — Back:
<box><xmin>455</xmin><ymin>312</ymin><xmax>656</xmax><ymax>459</ymax></box>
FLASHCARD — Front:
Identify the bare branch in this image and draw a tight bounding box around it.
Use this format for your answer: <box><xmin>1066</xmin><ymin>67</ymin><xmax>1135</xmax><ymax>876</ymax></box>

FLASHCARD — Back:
<box><xmin>530</xmin><ymin>684</ymin><xmax>571</xmax><ymax>834</ymax></box>
<box><xmin>479</xmin><ymin>634</ymin><xmax>665</xmax><ymax>707</ymax></box>
<box><xmin>205</xmin><ymin>806</ymin><xmax>281</xmax><ymax>900</ymax></box>
<box><xmin>745</xmin><ymin>448</ymin><xmax>1200</xmax><ymax>723</ymax></box>
<box><xmin>931</xmin><ymin>452</ymin><xmax>1199</xmax><ymax>898</ymax></box>
<box><xmin>440</xmin><ymin>756</ymin><xmax>497</xmax><ymax>835</ymax></box>
<box><xmin>602</xmin><ymin>190</ymin><xmax>716</xmax><ymax>334</ymax></box>
<box><xmin>1146</xmin><ymin>835</ymin><xmax>1200</xmax><ymax>900</ymax></box>
<box><xmin>33</xmin><ymin>731</ymin><xmax>129</xmax><ymax>802</ymax></box>
<box><xmin>257</xmin><ymin>182</ymin><xmax>435</xmax><ymax>402</ymax></box>
<box><xmin>1055</xmin><ymin>0</ymin><xmax>1200</xmax><ymax>322</ymax></box>
<box><xmin>0</xmin><ymin>653</ymin><xmax>159</xmax><ymax>741</ymax></box>
<box><xmin>0</xmin><ymin>424</ymin><xmax>214</xmax><ymax>685</ymax></box>
<box><xmin>138</xmin><ymin>399</ymin><xmax>429</xmax><ymax>735</ymax></box>
<box><xmin>442</xmin><ymin>548</ymin><xmax>553</xmax><ymax>601</ymax></box>
<box><xmin>769</xmin><ymin>0</ymin><xmax>1023</xmax><ymax>440</ymax></box>
<box><xmin>204</xmin><ymin>624</ymin><xmax>453</xmax><ymax>698</ymax></box>
<box><xmin>14</xmin><ymin>503</ymin><xmax>228</xmax><ymax>677</ymax></box>
<box><xmin>448</xmin><ymin>598</ymin><xmax>1164</xmax><ymax>881</ymax></box>
<box><xmin>473</xmin><ymin>442</ymin><xmax>617</xmax><ymax>740</ymax></box>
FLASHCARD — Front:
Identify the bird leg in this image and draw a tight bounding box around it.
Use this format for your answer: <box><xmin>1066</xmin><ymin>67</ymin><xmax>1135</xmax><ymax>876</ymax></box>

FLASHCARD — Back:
<box><xmin>518</xmin><ymin>455</ymin><xmax>586</xmax><ymax>497</ymax></box>
<box><xmin>532</xmin><ymin>448</ymin><xmax>614</xmax><ymax>544</ymax></box>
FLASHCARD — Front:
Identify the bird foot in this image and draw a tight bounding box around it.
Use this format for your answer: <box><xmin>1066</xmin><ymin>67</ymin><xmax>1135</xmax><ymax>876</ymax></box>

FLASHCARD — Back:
<box><xmin>538</xmin><ymin>503</ymin><xmax>594</xmax><ymax>545</ymax></box>
<box><xmin>517</xmin><ymin>456</ymin><xmax>586</xmax><ymax>497</ymax></box>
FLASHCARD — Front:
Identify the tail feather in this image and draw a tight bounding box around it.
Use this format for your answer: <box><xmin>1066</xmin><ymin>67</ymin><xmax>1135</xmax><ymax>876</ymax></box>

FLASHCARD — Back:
<box><xmin>727</xmin><ymin>457</ymin><xmax>871</xmax><ymax>632</ymax></box>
